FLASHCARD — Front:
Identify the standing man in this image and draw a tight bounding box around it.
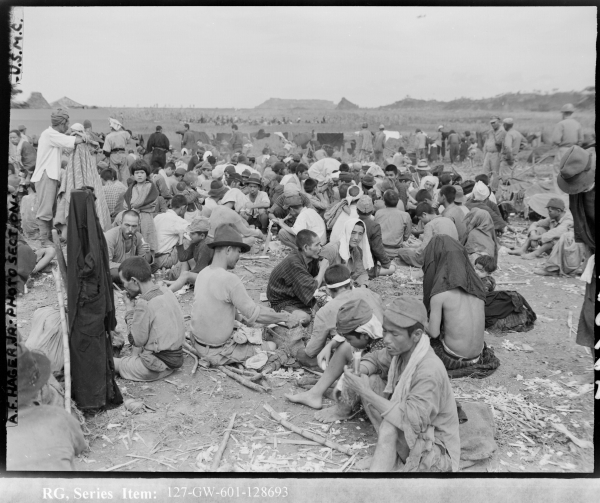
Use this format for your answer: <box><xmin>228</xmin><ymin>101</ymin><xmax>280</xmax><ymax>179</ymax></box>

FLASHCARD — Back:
<box><xmin>552</xmin><ymin>104</ymin><xmax>584</xmax><ymax>193</ymax></box>
<box><xmin>146</xmin><ymin>126</ymin><xmax>170</xmax><ymax>169</ymax></box>
<box><xmin>103</xmin><ymin>118</ymin><xmax>132</xmax><ymax>184</ymax></box>
<box><xmin>373</xmin><ymin>125</ymin><xmax>387</xmax><ymax>165</ymax></box>
<box><xmin>483</xmin><ymin>116</ymin><xmax>506</xmax><ymax>191</ymax></box>
<box><xmin>230</xmin><ymin>124</ymin><xmax>244</xmax><ymax>155</ymax></box>
<box><xmin>358</xmin><ymin>123</ymin><xmax>374</xmax><ymax>162</ymax></box>
<box><xmin>181</xmin><ymin>123</ymin><xmax>197</xmax><ymax>155</ymax></box>
<box><xmin>447</xmin><ymin>130</ymin><xmax>461</xmax><ymax>164</ymax></box>
<box><xmin>415</xmin><ymin>129</ymin><xmax>427</xmax><ymax>160</ymax></box>
<box><xmin>499</xmin><ymin>118</ymin><xmax>525</xmax><ymax>189</ymax></box>
<box><xmin>30</xmin><ymin>109</ymin><xmax>83</xmax><ymax>246</ymax></box>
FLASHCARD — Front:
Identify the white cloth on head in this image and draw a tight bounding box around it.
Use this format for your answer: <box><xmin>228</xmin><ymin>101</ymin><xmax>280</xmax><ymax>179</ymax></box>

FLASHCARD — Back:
<box><xmin>472</xmin><ymin>181</ymin><xmax>490</xmax><ymax>201</ymax></box>
<box><xmin>345</xmin><ymin>184</ymin><xmax>363</xmax><ymax>207</ymax></box>
<box><xmin>308</xmin><ymin>157</ymin><xmax>341</xmax><ymax>182</ymax></box>
<box><xmin>109</xmin><ymin>118</ymin><xmax>123</xmax><ymax>131</ymax></box>
<box><xmin>419</xmin><ymin>175</ymin><xmax>439</xmax><ymax>192</ymax></box>
<box><xmin>338</xmin><ymin>217</ymin><xmax>374</xmax><ymax>271</ymax></box>
<box><xmin>366</xmin><ymin>164</ymin><xmax>385</xmax><ymax>179</ymax></box>
<box><xmin>70</xmin><ymin>123</ymin><xmax>85</xmax><ymax>133</ymax></box>
<box><xmin>355</xmin><ymin>314</ymin><xmax>383</xmax><ymax>340</ymax></box>
<box><xmin>203</xmin><ymin>151</ymin><xmax>212</xmax><ymax>161</ymax></box>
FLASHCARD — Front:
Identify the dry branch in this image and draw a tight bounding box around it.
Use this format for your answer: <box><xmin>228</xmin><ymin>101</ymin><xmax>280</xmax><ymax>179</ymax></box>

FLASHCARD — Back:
<box><xmin>211</xmin><ymin>413</ymin><xmax>237</xmax><ymax>471</ymax></box>
<box><xmin>218</xmin><ymin>366</ymin><xmax>267</xmax><ymax>393</ymax></box>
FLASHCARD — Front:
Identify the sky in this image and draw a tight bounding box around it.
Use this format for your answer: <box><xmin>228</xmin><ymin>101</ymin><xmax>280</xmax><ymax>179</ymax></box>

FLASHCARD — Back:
<box><xmin>16</xmin><ymin>6</ymin><xmax>597</xmax><ymax>109</ymax></box>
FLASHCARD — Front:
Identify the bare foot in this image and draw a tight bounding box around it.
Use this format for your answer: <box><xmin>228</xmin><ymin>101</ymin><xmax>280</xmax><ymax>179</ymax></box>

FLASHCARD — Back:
<box><xmin>521</xmin><ymin>253</ymin><xmax>539</xmax><ymax>260</ymax></box>
<box><xmin>314</xmin><ymin>404</ymin><xmax>353</xmax><ymax>423</ymax></box>
<box><xmin>285</xmin><ymin>391</ymin><xmax>323</xmax><ymax>410</ymax></box>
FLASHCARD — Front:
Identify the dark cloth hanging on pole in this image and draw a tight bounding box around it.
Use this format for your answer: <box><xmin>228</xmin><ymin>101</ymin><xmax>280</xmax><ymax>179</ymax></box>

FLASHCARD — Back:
<box><xmin>66</xmin><ymin>189</ymin><xmax>123</xmax><ymax>410</ymax></box>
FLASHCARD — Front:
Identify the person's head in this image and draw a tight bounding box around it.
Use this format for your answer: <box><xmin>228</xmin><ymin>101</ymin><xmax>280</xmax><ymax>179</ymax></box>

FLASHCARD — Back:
<box><xmin>356</xmin><ymin>196</ymin><xmax>374</xmax><ymax>216</ymax></box>
<box><xmin>262</xmin><ymin>147</ymin><xmax>270</xmax><ymax>155</ymax></box>
<box><xmin>246</xmin><ymin>174</ymin><xmax>262</xmax><ymax>196</ymax></box>
<box><xmin>437</xmin><ymin>184</ymin><xmax>456</xmax><ymax>206</ymax></box>
<box><xmin>336</xmin><ymin>298</ymin><xmax>379</xmax><ymax>351</ymax></box>
<box><xmin>489</xmin><ymin>116</ymin><xmax>501</xmax><ymax>131</ymax></box>
<box><xmin>156</xmin><ymin>126</ymin><xmax>162</xmax><ymax>132</ymax></box>
<box><xmin>324</xmin><ymin>264</ymin><xmax>352</xmax><ymax>298</ymax></box>
<box><xmin>383</xmin><ymin>189</ymin><xmax>399</xmax><ymax>208</ymax></box>
<box><xmin>296</xmin><ymin>229</ymin><xmax>321</xmax><ymax>259</ymax></box>
<box><xmin>325</xmin><ymin>145</ymin><xmax>334</xmax><ymax>157</ymax></box>
<box><xmin>474</xmin><ymin>255</ymin><xmax>497</xmax><ymax>278</ymax></box>
<box><xmin>231</xmin><ymin>124</ymin><xmax>238</xmax><ymax>131</ymax></box>
<box><xmin>228</xmin><ymin>172</ymin><xmax>243</xmax><ymax>188</ymax></box>
<box><xmin>503</xmin><ymin>118</ymin><xmax>514</xmax><ymax>131</ymax></box>
<box><xmin>50</xmin><ymin>109</ymin><xmax>70</xmax><ymax>133</ymax></box>
<box><xmin>100</xmin><ymin>168</ymin><xmax>117</xmax><ymax>184</ymax></box>
<box><xmin>209</xmin><ymin>223</ymin><xmax>250</xmax><ymax>270</ymax></box>
<box><xmin>338</xmin><ymin>183</ymin><xmax>350</xmax><ymax>199</ymax></box>
<box><xmin>415</xmin><ymin>202</ymin><xmax>435</xmax><ymax>223</ymax></box>
<box><xmin>287</xmin><ymin>198</ymin><xmax>304</xmax><ymax>218</ymax></box>
<box><xmin>183</xmin><ymin>171</ymin><xmax>198</xmax><ymax>189</ymax></box>
<box><xmin>304</xmin><ymin>177</ymin><xmax>317</xmax><ymax>194</ymax></box>
<box><xmin>423</xmin><ymin>178</ymin><xmax>435</xmax><ymax>191</ymax></box>
<box><xmin>339</xmin><ymin>163</ymin><xmax>350</xmax><ymax>173</ymax></box>
<box><xmin>238</xmin><ymin>154</ymin><xmax>247</xmax><ymax>164</ymax></box>
<box><xmin>439</xmin><ymin>173</ymin><xmax>453</xmax><ymax>187</ymax></box>
<box><xmin>474</xmin><ymin>174</ymin><xmax>489</xmax><ymax>186</ymax></box>
<box><xmin>119</xmin><ymin>257</ymin><xmax>153</xmax><ymax>299</ymax></box>
<box><xmin>120</xmin><ymin>210</ymin><xmax>141</xmax><ymax>240</ymax></box>
<box><xmin>207</xmin><ymin>155</ymin><xmax>216</xmax><ymax>166</ymax></box>
<box><xmin>184</xmin><ymin>123</ymin><xmax>190</xmax><ymax>130</ymax></box>
<box><xmin>349</xmin><ymin>221</ymin><xmax>365</xmax><ymax>249</ymax></box>
<box><xmin>189</xmin><ymin>216</ymin><xmax>210</xmax><ymax>244</ymax></box>
<box><xmin>384</xmin><ymin>164</ymin><xmax>398</xmax><ymax>180</ymax></box>
<box><xmin>130</xmin><ymin>159</ymin><xmax>150</xmax><ymax>183</ymax></box>
<box><xmin>164</xmin><ymin>162</ymin><xmax>176</xmax><ymax>176</ymax></box>
<box><xmin>18</xmin><ymin>124</ymin><xmax>27</xmax><ymax>134</ymax></box>
<box><xmin>472</xmin><ymin>180</ymin><xmax>490</xmax><ymax>201</ymax></box>
<box><xmin>9</xmin><ymin>129</ymin><xmax>21</xmax><ymax>145</ymax></box>
<box><xmin>382</xmin><ymin>298</ymin><xmax>428</xmax><ymax>358</ymax></box>
<box><xmin>174</xmin><ymin>167</ymin><xmax>187</xmax><ymax>182</ymax></box>
<box><xmin>397</xmin><ymin>173</ymin><xmax>412</xmax><ymax>187</ymax></box>
<box><xmin>296</xmin><ymin>164</ymin><xmax>309</xmax><ymax>181</ymax></box>
<box><xmin>561</xmin><ymin>103</ymin><xmax>575</xmax><ymax>118</ymax></box>
<box><xmin>546</xmin><ymin>198</ymin><xmax>566</xmax><ymax>220</ymax></box>
<box><xmin>415</xmin><ymin>189</ymin><xmax>433</xmax><ymax>204</ymax></box>
<box><xmin>171</xmin><ymin>194</ymin><xmax>189</xmax><ymax>217</ymax></box>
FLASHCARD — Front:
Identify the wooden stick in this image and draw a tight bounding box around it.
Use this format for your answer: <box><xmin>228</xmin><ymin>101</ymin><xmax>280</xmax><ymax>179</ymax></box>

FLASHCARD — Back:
<box><xmin>262</xmin><ymin>221</ymin><xmax>274</xmax><ymax>254</ymax></box>
<box><xmin>182</xmin><ymin>347</ymin><xmax>199</xmax><ymax>374</ymax></box>
<box><xmin>496</xmin><ymin>280</ymin><xmax>530</xmax><ymax>285</ymax></box>
<box><xmin>218</xmin><ymin>366</ymin><xmax>267</xmax><ymax>393</ymax></box>
<box><xmin>52</xmin><ymin>267</ymin><xmax>71</xmax><ymax>414</ymax></box>
<box><xmin>262</xmin><ymin>403</ymin><xmax>352</xmax><ymax>455</ymax></box>
<box><xmin>101</xmin><ymin>458</ymin><xmax>140</xmax><ymax>472</ymax></box>
<box><xmin>224</xmin><ymin>365</ymin><xmax>259</xmax><ymax>378</ymax></box>
<box><xmin>242</xmin><ymin>264</ymin><xmax>257</xmax><ymax>274</ymax></box>
<box><xmin>51</xmin><ymin>229</ymin><xmax>68</xmax><ymax>289</ymax></box>
<box><xmin>211</xmin><ymin>413</ymin><xmax>237</xmax><ymax>471</ymax></box>
<box><xmin>125</xmin><ymin>454</ymin><xmax>175</xmax><ymax>470</ymax></box>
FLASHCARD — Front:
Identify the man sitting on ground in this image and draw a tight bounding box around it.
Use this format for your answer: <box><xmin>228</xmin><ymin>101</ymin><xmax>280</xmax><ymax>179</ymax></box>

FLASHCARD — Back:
<box><xmin>374</xmin><ymin>190</ymin><xmax>413</xmax><ymax>259</ymax></box>
<box><xmin>191</xmin><ymin>224</ymin><xmax>303</xmax><ymax>366</ymax></box>
<box><xmin>508</xmin><ymin>197</ymin><xmax>573</xmax><ymax>260</ymax></box>
<box><xmin>438</xmin><ymin>185</ymin><xmax>467</xmax><ymax>242</ymax></box>
<box><xmin>114</xmin><ymin>257</ymin><xmax>186</xmax><ymax>382</ymax></box>
<box><xmin>423</xmin><ymin>234</ymin><xmax>500</xmax><ymax>376</ymax></box>
<box><xmin>295</xmin><ymin>265</ymin><xmax>384</xmax><ymax>368</ymax></box>
<box><xmin>105</xmin><ymin>210</ymin><xmax>152</xmax><ymax>283</ymax></box>
<box><xmin>267</xmin><ymin>230</ymin><xmax>328</xmax><ymax>327</ymax></box>
<box><xmin>274</xmin><ymin>194</ymin><xmax>327</xmax><ymax>250</ymax></box>
<box><xmin>465</xmin><ymin>181</ymin><xmax>507</xmax><ymax>233</ymax></box>
<box><xmin>380</xmin><ymin>164</ymin><xmax>409</xmax><ymax>210</ymax></box>
<box><xmin>153</xmin><ymin>195</ymin><xmax>190</xmax><ymax>275</ymax></box>
<box><xmin>220</xmin><ymin>173</ymin><xmax>249</xmax><ymax>212</ymax></box>
<box><xmin>397</xmin><ymin>202</ymin><xmax>458</xmax><ymax>268</ymax></box>
<box><xmin>356</xmin><ymin>196</ymin><xmax>396</xmax><ymax>279</ymax></box>
<box><xmin>242</xmin><ymin>173</ymin><xmax>270</xmax><ymax>235</ymax></box>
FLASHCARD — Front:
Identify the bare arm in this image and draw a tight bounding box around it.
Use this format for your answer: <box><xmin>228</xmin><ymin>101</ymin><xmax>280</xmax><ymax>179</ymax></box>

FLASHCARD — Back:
<box><xmin>428</xmin><ymin>293</ymin><xmax>443</xmax><ymax>338</ymax></box>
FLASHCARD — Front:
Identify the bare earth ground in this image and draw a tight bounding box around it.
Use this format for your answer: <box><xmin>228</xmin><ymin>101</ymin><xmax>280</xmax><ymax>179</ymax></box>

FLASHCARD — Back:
<box><xmin>17</xmin><ymin>217</ymin><xmax>594</xmax><ymax>474</ymax></box>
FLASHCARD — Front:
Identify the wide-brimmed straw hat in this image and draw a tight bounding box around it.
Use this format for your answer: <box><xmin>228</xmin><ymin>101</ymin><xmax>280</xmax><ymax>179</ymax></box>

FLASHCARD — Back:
<box><xmin>556</xmin><ymin>146</ymin><xmax>595</xmax><ymax>194</ymax></box>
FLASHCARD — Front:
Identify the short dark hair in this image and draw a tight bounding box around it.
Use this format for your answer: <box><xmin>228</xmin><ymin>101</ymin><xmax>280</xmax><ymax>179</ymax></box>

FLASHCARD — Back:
<box><xmin>119</xmin><ymin>256</ymin><xmax>152</xmax><ymax>282</ymax></box>
<box><xmin>383</xmin><ymin>189</ymin><xmax>399</xmax><ymax>207</ymax></box>
<box><xmin>474</xmin><ymin>174</ymin><xmax>489</xmax><ymax>186</ymax></box>
<box><xmin>439</xmin><ymin>173</ymin><xmax>453</xmax><ymax>186</ymax></box>
<box><xmin>151</xmin><ymin>161</ymin><xmax>161</xmax><ymax>169</ymax></box>
<box><xmin>338</xmin><ymin>183</ymin><xmax>350</xmax><ymax>199</ymax></box>
<box><xmin>384</xmin><ymin>164</ymin><xmax>398</xmax><ymax>175</ymax></box>
<box><xmin>304</xmin><ymin>178</ymin><xmax>317</xmax><ymax>193</ymax></box>
<box><xmin>296</xmin><ymin>229</ymin><xmax>318</xmax><ymax>251</ymax></box>
<box><xmin>100</xmin><ymin>168</ymin><xmax>117</xmax><ymax>181</ymax></box>
<box><xmin>122</xmin><ymin>210</ymin><xmax>140</xmax><ymax>222</ymax></box>
<box><xmin>130</xmin><ymin>159</ymin><xmax>151</xmax><ymax>176</ymax></box>
<box><xmin>415</xmin><ymin>202</ymin><xmax>434</xmax><ymax>216</ymax></box>
<box><xmin>406</xmin><ymin>322</ymin><xmax>425</xmax><ymax>337</ymax></box>
<box><xmin>237</xmin><ymin>154</ymin><xmax>247</xmax><ymax>163</ymax></box>
<box><xmin>207</xmin><ymin>155</ymin><xmax>216</xmax><ymax>165</ymax></box>
<box><xmin>184</xmin><ymin>123</ymin><xmax>189</xmax><ymax>129</ymax></box>
<box><xmin>475</xmin><ymin>255</ymin><xmax>497</xmax><ymax>273</ymax></box>
<box><xmin>339</xmin><ymin>163</ymin><xmax>350</xmax><ymax>172</ymax></box>
<box><xmin>324</xmin><ymin>264</ymin><xmax>351</xmax><ymax>289</ymax></box>
<box><xmin>171</xmin><ymin>194</ymin><xmax>188</xmax><ymax>209</ymax></box>
<box><xmin>296</xmin><ymin>164</ymin><xmax>308</xmax><ymax>175</ymax></box>
<box><xmin>439</xmin><ymin>185</ymin><xmax>456</xmax><ymax>204</ymax></box>
<box><xmin>232</xmin><ymin>124</ymin><xmax>238</xmax><ymax>130</ymax></box>
<box><xmin>287</xmin><ymin>162</ymin><xmax>298</xmax><ymax>174</ymax></box>
<box><xmin>165</xmin><ymin>161</ymin><xmax>176</xmax><ymax>170</ymax></box>
<box><xmin>415</xmin><ymin>189</ymin><xmax>432</xmax><ymax>203</ymax></box>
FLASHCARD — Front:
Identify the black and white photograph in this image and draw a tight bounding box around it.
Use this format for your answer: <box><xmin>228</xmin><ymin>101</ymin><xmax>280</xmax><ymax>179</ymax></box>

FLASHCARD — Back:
<box><xmin>3</xmin><ymin>4</ymin><xmax>598</xmax><ymax>500</ymax></box>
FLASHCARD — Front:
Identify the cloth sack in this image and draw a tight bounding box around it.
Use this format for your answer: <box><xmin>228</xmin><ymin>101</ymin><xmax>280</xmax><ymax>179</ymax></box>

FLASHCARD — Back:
<box><xmin>25</xmin><ymin>306</ymin><xmax>64</xmax><ymax>373</ymax></box>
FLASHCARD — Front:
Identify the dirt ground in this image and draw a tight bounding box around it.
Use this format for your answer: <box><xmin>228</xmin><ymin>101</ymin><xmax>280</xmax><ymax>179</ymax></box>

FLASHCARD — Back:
<box><xmin>17</xmin><ymin>211</ymin><xmax>595</xmax><ymax>473</ymax></box>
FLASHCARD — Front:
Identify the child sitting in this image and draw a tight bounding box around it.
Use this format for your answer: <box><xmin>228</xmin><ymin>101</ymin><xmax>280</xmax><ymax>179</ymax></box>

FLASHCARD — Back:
<box><xmin>474</xmin><ymin>254</ymin><xmax>497</xmax><ymax>292</ymax></box>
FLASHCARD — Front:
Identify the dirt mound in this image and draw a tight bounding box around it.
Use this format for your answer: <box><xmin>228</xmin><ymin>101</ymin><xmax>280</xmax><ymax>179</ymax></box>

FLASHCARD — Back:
<box><xmin>336</xmin><ymin>97</ymin><xmax>359</xmax><ymax>110</ymax></box>
<box><xmin>25</xmin><ymin>92</ymin><xmax>51</xmax><ymax>109</ymax></box>
<box><xmin>255</xmin><ymin>98</ymin><xmax>336</xmax><ymax>110</ymax></box>
<box><xmin>50</xmin><ymin>96</ymin><xmax>86</xmax><ymax>109</ymax></box>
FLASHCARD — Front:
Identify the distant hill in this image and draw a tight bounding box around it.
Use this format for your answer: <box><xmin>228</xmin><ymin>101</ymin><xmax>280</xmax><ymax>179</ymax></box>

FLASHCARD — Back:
<box><xmin>378</xmin><ymin>88</ymin><xmax>596</xmax><ymax>112</ymax></box>
<box><xmin>25</xmin><ymin>92</ymin><xmax>51</xmax><ymax>109</ymax></box>
<box><xmin>255</xmin><ymin>98</ymin><xmax>336</xmax><ymax>110</ymax></box>
<box><xmin>336</xmin><ymin>97</ymin><xmax>359</xmax><ymax>110</ymax></box>
<box><xmin>51</xmin><ymin>96</ymin><xmax>86</xmax><ymax>109</ymax></box>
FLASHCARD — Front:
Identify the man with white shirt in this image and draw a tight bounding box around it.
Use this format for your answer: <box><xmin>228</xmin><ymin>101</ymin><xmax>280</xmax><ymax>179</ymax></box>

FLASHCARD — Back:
<box><xmin>103</xmin><ymin>118</ymin><xmax>132</xmax><ymax>183</ymax></box>
<box><xmin>234</xmin><ymin>154</ymin><xmax>260</xmax><ymax>176</ymax></box>
<box><xmin>308</xmin><ymin>146</ymin><xmax>341</xmax><ymax>182</ymax></box>
<box><xmin>275</xmin><ymin>194</ymin><xmax>327</xmax><ymax>250</ymax></box>
<box><xmin>219</xmin><ymin>173</ymin><xmax>249</xmax><ymax>212</ymax></box>
<box><xmin>30</xmin><ymin>109</ymin><xmax>83</xmax><ymax>246</ymax></box>
<box><xmin>153</xmin><ymin>195</ymin><xmax>190</xmax><ymax>274</ymax></box>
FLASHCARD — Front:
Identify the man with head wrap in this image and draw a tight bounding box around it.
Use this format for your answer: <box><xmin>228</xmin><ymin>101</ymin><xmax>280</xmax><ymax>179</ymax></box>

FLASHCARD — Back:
<box><xmin>103</xmin><ymin>118</ymin><xmax>132</xmax><ymax>184</ymax></box>
<box><xmin>465</xmin><ymin>181</ymin><xmax>508</xmax><ymax>233</ymax></box>
<box><xmin>29</xmin><ymin>109</ymin><xmax>84</xmax><ymax>246</ymax></box>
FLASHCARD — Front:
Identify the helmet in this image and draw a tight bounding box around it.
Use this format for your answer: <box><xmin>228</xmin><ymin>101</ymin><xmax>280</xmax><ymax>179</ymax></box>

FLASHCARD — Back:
<box><xmin>561</xmin><ymin>103</ymin><xmax>575</xmax><ymax>113</ymax></box>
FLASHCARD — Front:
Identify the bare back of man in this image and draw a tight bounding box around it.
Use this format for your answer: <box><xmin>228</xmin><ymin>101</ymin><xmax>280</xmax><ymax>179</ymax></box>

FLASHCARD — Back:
<box><xmin>429</xmin><ymin>288</ymin><xmax>484</xmax><ymax>359</ymax></box>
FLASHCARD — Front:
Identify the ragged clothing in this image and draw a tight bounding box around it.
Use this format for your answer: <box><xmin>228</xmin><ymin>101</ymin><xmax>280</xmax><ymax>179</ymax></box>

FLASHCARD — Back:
<box><xmin>361</xmin><ymin>340</ymin><xmax>460</xmax><ymax>472</ymax></box>
<box><xmin>267</xmin><ymin>250</ymin><xmax>320</xmax><ymax>312</ymax></box>
<box><xmin>430</xmin><ymin>338</ymin><xmax>500</xmax><ymax>379</ymax></box>
<box><xmin>485</xmin><ymin>290</ymin><xmax>537</xmax><ymax>334</ymax></box>
<box><xmin>104</xmin><ymin>227</ymin><xmax>147</xmax><ymax>270</ymax></box>
<box><xmin>532</xmin><ymin>210</ymin><xmax>574</xmax><ymax>244</ymax></box>
<box><xmin>462</xmin><ymin>208</ymin><xmax>498</xmax><ymax>262</ymax></box>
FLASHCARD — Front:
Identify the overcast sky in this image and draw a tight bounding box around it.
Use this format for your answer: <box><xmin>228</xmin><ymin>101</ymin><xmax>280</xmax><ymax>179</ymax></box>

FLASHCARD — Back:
<box><xmin>17</xmin><ymin>6</ymin><xmax>597</xmax><ymax>109</ymax></box>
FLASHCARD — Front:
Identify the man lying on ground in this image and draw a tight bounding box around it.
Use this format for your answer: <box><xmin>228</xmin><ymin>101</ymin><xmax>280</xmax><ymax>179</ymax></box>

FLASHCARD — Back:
<box><xmin>163</xmin><ymin>216</ymin><xmax>211</xmax><ymax>293</ymax></box>
<box><xmin>423</xmin><ymin>234</ymin><xmax>500</xmax><ymax>377</ymax></box>
<box><xmin>190</xmin><ymin>224</ymin><xmax>303</xmax><ymax>366</ymax></box>
<box><xmin>114</xmin><ymin>257</ymin><xmax>186</xmax><ymax>382</ymax></box>
<box><xmin>105</xmin><ymin>210</ymin><xmax>152</xmax><ymax>283</ymax></box>
<box><xmin>267</xmin><ymin>230</ymin><xmax>328</xmax><ymax>327</ymax></box>
<box><xmin>508</xmin><ymin>197</ymin><xmax>573</xmax><ymax>260</ymax></box>
<box><xmin>315</xmin><ymin>298</ymin><xmax>461</xmax><ymax>472</ymax></box>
